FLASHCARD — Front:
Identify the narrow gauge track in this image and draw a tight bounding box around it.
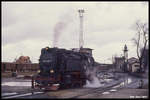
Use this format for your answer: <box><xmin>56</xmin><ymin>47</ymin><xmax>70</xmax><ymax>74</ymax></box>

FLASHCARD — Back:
<box><xmin>70</xmin><ymin>79</ymin><xmax>138</xmax><ymax>98</ymax></box>
<box><xmin>70</xmin><ymin>80</ymin><xmax>125</xmax><ymax>98</ymax></box>
<box><xmin>2</xmin><ymin>79</ymin><xmax>137</xmax><ymax>99</ymax></box>
<box><xmin>2</xmin><ymin>82</ymin><xmax>122</xmax><ymax>99</ymax></box>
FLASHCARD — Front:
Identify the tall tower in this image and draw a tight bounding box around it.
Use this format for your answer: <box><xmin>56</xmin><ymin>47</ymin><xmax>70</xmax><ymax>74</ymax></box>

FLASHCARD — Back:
<box><xmin>78</xmin><ymin>9</ymin><xmax>84</xmax><ymax>49</ymax></box>
<box><xmin>123</xmin><ymin>44</ymin><xmax>128</xmax><ymax>62</ymax></box>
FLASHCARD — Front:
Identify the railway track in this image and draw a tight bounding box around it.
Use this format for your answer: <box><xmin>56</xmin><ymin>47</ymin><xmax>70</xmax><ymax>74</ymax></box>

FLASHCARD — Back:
<box><xmin>70</xmin><ymin>81</ymin><xmax>124</xmax><ymax>98</ymax></box>
<box><xmin>70</xmin><ymin>78</ymin><xmax>138</xmax><ymax>98</ymax></box>
<box><xmin>2</xmin><ymin>78</ymin><xmax>137</xmax><ymax>99</ymax></box>
<box><xmin>2</xmin><ymin>82</ymin><xmax>121</xmax><ymax>99</ymax></box>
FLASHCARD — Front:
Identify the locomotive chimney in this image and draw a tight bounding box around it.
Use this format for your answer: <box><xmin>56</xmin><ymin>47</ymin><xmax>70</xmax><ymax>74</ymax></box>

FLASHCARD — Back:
<box><xmin>78</xmin><ymin>9</ymin><xmax>84</xmax><ymax>49</ymax></box>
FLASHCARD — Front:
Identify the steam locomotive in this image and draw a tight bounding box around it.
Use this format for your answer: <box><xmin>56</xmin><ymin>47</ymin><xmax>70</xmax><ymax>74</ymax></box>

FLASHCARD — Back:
<box><xmin>32</xmin><ymin>47</ymin><xmax>95</xmax><ymax>90</ymax></box>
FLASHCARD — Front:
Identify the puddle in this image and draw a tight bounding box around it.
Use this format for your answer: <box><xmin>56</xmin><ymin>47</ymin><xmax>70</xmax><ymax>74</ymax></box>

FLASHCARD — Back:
<box><xmin>112</xmin><ymin>77</ymin><xmax>134</xmax><ymax>89</ymax></box>
<box><xmin>102</xmin><ymin>92</ymin><xmax>110</xmax><ymax>94</ymax></box>
<box><xmin>2</xmin><ymin>82</ymin><xmax>31</xmax><ymax>86</ymax></box>
<box><xmin>2</xmin><ymin>92</ymin><xmax>17</xmax><ymax>96</ymax></box>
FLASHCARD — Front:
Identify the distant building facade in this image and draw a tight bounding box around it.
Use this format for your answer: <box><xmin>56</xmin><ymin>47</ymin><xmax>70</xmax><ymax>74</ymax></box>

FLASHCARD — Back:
<box><xmin>113</xmin><ymin>45</ymin><xmax>149</xmax><ymax>73</ymax></box>
<box><xmin>113</xmin><ymin>44</ymin><xmax>128</xmax><ymax>72</ymax></box>
<box><xmin>15</xmin><ymin>56</ymin><xmax>32</xmax><ymax>64</ymax></box>
<box><xmin>127</xmin><ymin>48</ymin><xmax>149</xmax><ymax>73</ymax></box>
<box><xmin>128</xmin><ymin>57</ymin><xmax>140</xmax><ymax>72</ymax></box>
<box><xmin>114</xmin><ymin>57</ymin><xmax>125</xmax><ymax>72</ymax></box>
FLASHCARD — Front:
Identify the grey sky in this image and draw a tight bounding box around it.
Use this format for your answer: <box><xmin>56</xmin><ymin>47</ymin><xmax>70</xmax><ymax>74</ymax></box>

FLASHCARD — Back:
<box><xmin>2</xmin><ymin>2</ymin><xmax>148</xmax><ymax>63</ymax></box>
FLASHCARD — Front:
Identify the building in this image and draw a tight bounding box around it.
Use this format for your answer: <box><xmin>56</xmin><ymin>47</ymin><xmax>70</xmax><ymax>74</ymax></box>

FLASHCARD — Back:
<box><xmin>113</xmin><ymin>44</ymin><xmax>128</xmax><ymax>72</ymax></box>
<box><xmin>127</xmin><ymin>48</ymin><xmax>149</xmax><ymax>73</ymax></box>
<box><xmin>113</xmin><ymin>44</ymin><xmax>148</xmax><ymax>73</ymax></box>
<box><xmin>128</xmin><ymin>57</ymin><xmax>140</xmax><ymax>72</ymax></box>
<box><xmin>97</xmin><ymin>63</ymin><xmax>113</xmax><ymax>71</ymax></box>
<box><xmin>1</xmin><ymin>62</ymin><xmax>39</xmax><ymax>72</ymax></box>
<box><xmin>114</xmin><ymin>57</ymin><xmax>125</xmax><ymax>72</ymax></box>
<box><xmin>15</xmin><ymin>56</ymin><xmax>32</xmax><ymax>64</ymax></box>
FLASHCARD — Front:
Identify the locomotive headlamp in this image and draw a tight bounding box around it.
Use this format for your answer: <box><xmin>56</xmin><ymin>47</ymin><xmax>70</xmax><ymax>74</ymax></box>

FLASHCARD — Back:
<box><xmin>50</xmin><ymin>69</ymin><xmax>54</xmax><ymax>73</ymax></box>
<box><xmin>37</xmin><ymin>70</ymin><xmax>40</xmax><ymax>73</ymax></box>
<box><xmin>45</xmin><ymin>47</ymin><xmax>49</xmax><ymax>50</ymax></box>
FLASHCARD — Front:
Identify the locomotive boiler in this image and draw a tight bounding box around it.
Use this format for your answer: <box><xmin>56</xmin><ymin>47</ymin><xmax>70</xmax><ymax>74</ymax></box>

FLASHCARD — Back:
<box><xmin>32</xmin><ymin>47</ymin><xmax>95</xmax><ymax>90</ymax></box>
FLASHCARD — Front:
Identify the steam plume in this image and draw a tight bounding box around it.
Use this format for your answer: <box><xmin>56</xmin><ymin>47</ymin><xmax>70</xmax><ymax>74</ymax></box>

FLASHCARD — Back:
<box><xmin>53</xmin><ymin>22</ymin><xmax>67</xmax><ymax>47</ymax></box>
<box><xmin>52</xmin><ymin>13</ymin><xmax>73</xmax><ymax>47</ymax></box>
<box><xmin>84</xmin><ymin>67</ymin><xmax>104</xmax><ymax>88</ymax></box>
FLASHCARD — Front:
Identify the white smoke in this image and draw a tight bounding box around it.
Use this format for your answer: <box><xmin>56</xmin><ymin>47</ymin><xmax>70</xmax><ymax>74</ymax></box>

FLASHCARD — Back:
<box><xmin>85</xmin><ymin>76</ymin><xmax>104</xmax><ymax>88</ymax></box>
<box><xmin>52</xmin><ymin>12</ymin><xmax>73</xmax><ymax>47</ymax></box>
<box><xmin>84</xmin><ymin>66</ymin><xmax>104</xmax><ymax>88</ymax></box>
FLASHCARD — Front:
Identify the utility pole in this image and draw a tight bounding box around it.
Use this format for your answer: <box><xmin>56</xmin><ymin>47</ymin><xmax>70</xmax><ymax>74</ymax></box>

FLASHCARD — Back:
<box><xmin>78</xmin><ymin>9</ymin><xmax>84</xmax><ymax>49</ymax></box>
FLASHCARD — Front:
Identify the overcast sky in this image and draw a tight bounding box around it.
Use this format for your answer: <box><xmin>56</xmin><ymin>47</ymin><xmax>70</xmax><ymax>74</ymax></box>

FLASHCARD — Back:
<box><xmin>2</xmin><ymin>1</ymin><xmax>148</xmax><ymax>63</ymax></box>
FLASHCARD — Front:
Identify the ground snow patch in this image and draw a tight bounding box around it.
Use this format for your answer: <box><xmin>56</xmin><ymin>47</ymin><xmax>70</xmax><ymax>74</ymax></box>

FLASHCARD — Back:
<box><xmin>102</xmin><ymin>92</ymin><xmax>110</xmax><ymax>94</ymax></box>
<box><xmin>2</xmin><ymin>82</ymin><xmax>31</xmax><ymax>86</ymax></box>
<box><xmin>110</xmin><ymin>89</ymin><xmax>117</xmax><ymax>92</ymax></box>
<box><xmin>2</xmin><ymin>92</ymin><xmax>17</xmax><ymax>96</ymax></box>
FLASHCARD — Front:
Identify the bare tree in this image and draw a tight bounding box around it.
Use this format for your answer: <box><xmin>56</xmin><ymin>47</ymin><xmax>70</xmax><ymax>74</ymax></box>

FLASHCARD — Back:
<box><xmin>132</xmin><ymin>21</ymin><xmax>149</xmax><ymax>71</ymax></box>
<box><xmin>132</xmin><ymin>21</ymin><xmax>149</xmax><ymax>72</ymax></box>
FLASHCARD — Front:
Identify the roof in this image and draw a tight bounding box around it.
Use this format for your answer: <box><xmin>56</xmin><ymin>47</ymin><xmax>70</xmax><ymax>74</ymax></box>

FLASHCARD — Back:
<box><xmin>128</xmin><ymin>57</ymin><xmax>139</xmax><ymax>64</ymax></box>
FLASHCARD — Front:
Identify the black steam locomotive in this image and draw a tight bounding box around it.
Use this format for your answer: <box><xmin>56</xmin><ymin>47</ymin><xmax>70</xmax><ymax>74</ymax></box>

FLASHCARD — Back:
<box><xmin>32</xmin><ymin>47</ymin><xmax>95</xmax><ymax>90</ymax></box>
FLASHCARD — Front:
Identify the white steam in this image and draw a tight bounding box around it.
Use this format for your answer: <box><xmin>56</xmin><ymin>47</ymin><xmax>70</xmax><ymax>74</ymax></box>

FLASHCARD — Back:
<box><xmin>52</xmin><ymin>12</ymin><xmax>73</xmax><ymax>47</ymax></box>
<box><xmin>84</xmin><ymin>66</ymin><xmax>104</xmax><ymax>88</ymax></box>
<box><xmin>85</xmin><ymin>76</ymin><xmax>104</xmax><ymax>88</ymax></box>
